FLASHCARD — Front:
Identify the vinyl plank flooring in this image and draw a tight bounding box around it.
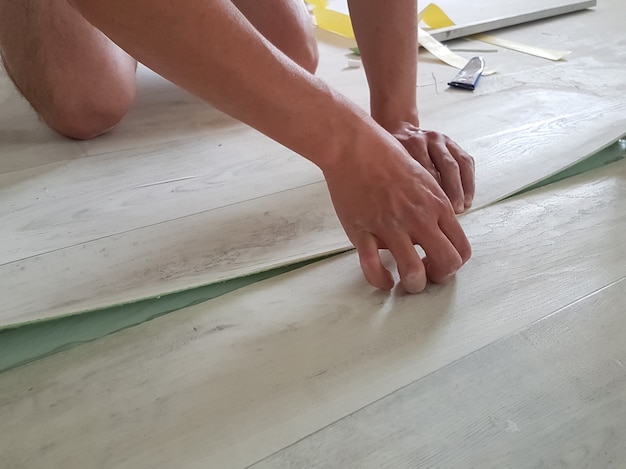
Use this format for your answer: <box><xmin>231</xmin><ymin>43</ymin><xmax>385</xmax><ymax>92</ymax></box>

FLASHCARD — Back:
<box><xmin>0</xmin><ymin>160</ymin><xmax>624</xmax><ymax>468</ymax></box>
<box><xmin>0</xmin><ymin>129</ymin><xmax>319</xmax><ymax>265</ymax></box>
<box><xmin>0</xmin><ymin>181</ymin><xmax>347</xmax><ymax>327</ymax></box>
<box><xmin>2</xmin><ymin>64</ymin><xmax>624</xmax><ymax>327</ymax></box>
<box><xmin>253</xmin><ymin>277</ymin><xmax>626</xmax><ymax>469</ymax></box>
<box><xmin>4</xmin><ymin>5</ymin><xmax>625</xmax><ymax>253</ymax></box>
<box><xmin>3</xmin><ymin>75</ymin><xmax>623</xmax><ymax>266</ymax></box>
<box><xmin>1</xmin><ymin>0</ymin><xmax>625</xmax><ymax>324</ymax></box>
<box><xmin>2</xmin><ymin>114</ymin><xmax>624</xmax><ymax>326</ymax></box>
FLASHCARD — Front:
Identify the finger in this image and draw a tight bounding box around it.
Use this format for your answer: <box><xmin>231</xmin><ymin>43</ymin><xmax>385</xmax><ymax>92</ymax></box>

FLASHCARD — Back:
<box><xmin>417</xmin><ymin>227</ymin><xmax>464</xmax><ymax>284</ymax></box>
<box><xmin>353</xmin><ymin>232</ymin><xmax>394</xmax><ymax>290</ymax></box>
<box><xmin>385</xmin><ymin>233</ymin><xmax>427</xmax><ymax>293</ymax></box>
<box><xmin>439</xmin><ymin>212</ymin><xmax>472</xmax><ymax>264</ymax></box>
<box><xmin>446</xmin><ymin>140</ymin><xmax>476</xmax><ymax>209</ymax></box>
<box><xmin>399</xmin><ymin>137</ymin><xmax>441</xmax><ymax>184</ymax></box>
<box><xmin>430</xmin><ymin>142</ymin><xmax>465</xmax><ymax>213</ymax></box>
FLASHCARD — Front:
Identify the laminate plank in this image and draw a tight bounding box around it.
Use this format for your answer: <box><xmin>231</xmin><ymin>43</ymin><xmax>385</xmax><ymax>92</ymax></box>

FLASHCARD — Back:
<box><xmin>0</xmin><ymin>128</ymin><xmax>319</xmax><ymax>265</ymax></box>
<box><xmin>1</xmin><ymin>75</ymin><xmax>623</xmax><ymax>326</ymax></box>
<box><xmin>253</xmin><ymin>278</ymin><xmax>626</xmax><ymax>469</ymax></box>
<box><xmin>2</xmin><ymin>114</ymin><xmax>624</xmax><ymax>327</ymax></box>
<box><xmin>0</xmin><ymin>160</ymin><xmax>624</xmax><ymax>468</ymax></box>
<box><xmin>2</xmin><ymin>87</ymin><xmax>622</xmax><ymax>266</ymax></box>
<box><xmin>0</xmin><ymin>181</ymin><xmax>348</xmax><ymax>327</ymax></box>
<box><xmin>1</xmin><ymin>0</ymin><xmax>624</xmax><ymax>326</ymax></box>
<box><xmin>4</xmin><ymin>8</ymin><xmax>625</xmax><ymax>263</ymax></box>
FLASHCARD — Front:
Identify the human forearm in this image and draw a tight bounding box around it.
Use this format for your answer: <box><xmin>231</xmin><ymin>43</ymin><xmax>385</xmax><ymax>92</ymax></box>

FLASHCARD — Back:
<box><xmin>347</xmin><ymin>0</ymin><xmax>419</xmax><ymax>130</ymax></box>
<box><xmin>69</xmin><ymin>0</ymin><xmax>372</xmax><ymax>172</ymax></box>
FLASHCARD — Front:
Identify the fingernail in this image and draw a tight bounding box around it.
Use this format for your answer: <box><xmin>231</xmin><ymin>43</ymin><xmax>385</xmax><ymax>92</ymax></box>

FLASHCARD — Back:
<box><xmin>441</xmin><ymin>272</ymin><xmax>456</xmax><ymax>284</ymax></box>
<box><xmin>404</xmin><ymin>273</ymin><xmax>427</xmax><ymax>293</ymax></box>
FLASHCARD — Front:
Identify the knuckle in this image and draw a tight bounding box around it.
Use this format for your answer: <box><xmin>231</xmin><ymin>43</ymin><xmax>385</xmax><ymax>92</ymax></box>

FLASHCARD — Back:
<box><xmin>433</xmin><ymin>131</ymin><xmax>449</xmax><ymax>142</ymax></box>
<box><xmin>442</xmin><ymin>153</ymin><xmax>460</xmax><ymax>170</ymax></box>
<box><xmin>460</xmin><ymin>153</ymin><xmax>475</xmax><ymax>169</ymax></box>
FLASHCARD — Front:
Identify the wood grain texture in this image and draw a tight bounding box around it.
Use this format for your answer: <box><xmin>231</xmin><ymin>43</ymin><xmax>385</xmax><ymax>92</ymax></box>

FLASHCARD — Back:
<box><xmin>253</xmin><ymin>278</ymin><xmax>626</xmax><ymax>469</ymax></box>
<box><xmin>2</xmin><ymin>78</ymin><xmax>623</xmax><ymax>266</ymax></box>
<box><xmin>1</xmin><ymin>114</ymin><xmax>623</xmax><ymax>327</ymax></box>
<box><xmin>0</xmin><ymin>0</ymin><xmax>625</xmax><ymax>325</ymax></box>
<box><xmin>0</xmin><ymin>160</ymin><xmax>624</xmax><ymax>468</ymax></box>
<box><xmin>0</xmin><ymin>181</ymin><xmax>347</xmax><ymax>326</ymax></box>
<box><xmin>0</xmin><ymin>129</ymin><xmax>319</xmax><ymax>265</ymax></box>
<box><xmin>2</xmin><ymin>58</ymin><xmax>625</xmax><ymax>327</ymax></box>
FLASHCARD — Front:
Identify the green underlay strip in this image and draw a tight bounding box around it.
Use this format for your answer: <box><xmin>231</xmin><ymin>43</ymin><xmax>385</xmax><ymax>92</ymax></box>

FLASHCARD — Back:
<box><xmin>0</xmin><ymin>255</ymin><xmax>343</xmax><ymax>373</ymax></box>
<box><xmin>1</xmin><ymin>136</ymin><xmax>624</xmax><ymax>374</ymax></box>
<box><xmin>508</xmin><ymin>135</ymin><xmax>626</xmax><ymax>198</ymax></box>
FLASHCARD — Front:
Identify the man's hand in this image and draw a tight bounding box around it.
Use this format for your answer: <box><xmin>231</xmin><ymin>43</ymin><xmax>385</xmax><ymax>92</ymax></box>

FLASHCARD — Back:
<box><xmin>390</xmin><ymin>122</ymin><xmax>475</xmax><ymax>214</ymax></box>
<box><xmin>346</xmin><ymin>1</ymin><xmax>475</xmax><ymax>214</ymax></box>
<box><xmin>323</xmin><ymin>132</ymin><xmax>472</xmax><ymax>293</ymax></box>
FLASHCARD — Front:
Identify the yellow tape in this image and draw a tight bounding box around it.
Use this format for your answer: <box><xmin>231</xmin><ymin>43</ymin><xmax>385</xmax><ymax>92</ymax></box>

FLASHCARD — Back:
<box><xmin>306</xmin><ymin>1</ymin><xmax>492</xmax><ymax>73</ymax></box>
<box><xmin>471</xmin><ymin>34</ymin><xmax>571</xmax><ymax>61</ymax></box>
<box><xmin>306</xmin><ymin>0</ymin><xmax>354</xmax><ymax>37</ymax></box>
<box><xmin>418</xmin><ymin>3</ymin><xmax>456</xmax><ymax>29</ymax></box>
<box><xmin>307</xmin><ymin>1</ymin><xmax>570</xmax><ymax>67</ymax></box>
<box><xmin>306</xmin><ymin>1</ymin><xmax>455</xmax><ymax>38</ymax></box>
<box><xmin>418</xmin><ymin>27</ymin><xmax>497</xmax><ymax>75</ymax></box>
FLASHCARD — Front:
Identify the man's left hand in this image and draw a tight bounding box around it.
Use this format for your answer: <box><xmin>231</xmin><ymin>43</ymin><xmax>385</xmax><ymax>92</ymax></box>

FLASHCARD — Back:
<box><xmin>391</xmin><ymin>122</ymin><xmax>475</xmax><ymax>214</ymax></box>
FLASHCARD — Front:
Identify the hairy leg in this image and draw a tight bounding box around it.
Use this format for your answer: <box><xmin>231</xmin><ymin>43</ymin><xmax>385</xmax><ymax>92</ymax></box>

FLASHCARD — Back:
<box><xmin>0</xmin><ymin>0</ymin><xmax>137</xmax><ymax>139</ymax></box>
<box><xmin>233</xmin><ymin>0</ymin><xmax>319</xmax><ymax>73</ymax></box>
<box><xmin>0</xmin><ymin>0</ymin><xmax>315</xmax><ymax>139</ymax></box>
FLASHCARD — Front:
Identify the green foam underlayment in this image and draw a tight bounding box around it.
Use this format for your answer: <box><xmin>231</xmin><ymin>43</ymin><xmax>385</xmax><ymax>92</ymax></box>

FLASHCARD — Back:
<box><xmin>509</xmin><ymin>136</ymin><xmax>626</xmax><ymax>198</ymax></box>
<box><xmin>1</xmin><ymin>137</ymin><xmax>624</xmax><ymax>373</ymax></box>
<box><xmin>0</xmin><ymin>256</ymin><xmax>341</xmax><ymax>373</ymax></box>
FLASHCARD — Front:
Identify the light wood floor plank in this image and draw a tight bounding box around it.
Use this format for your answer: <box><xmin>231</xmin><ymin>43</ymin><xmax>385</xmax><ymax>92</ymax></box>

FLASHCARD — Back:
<box><xmin>0</xmin><ymin>181</ymin><xmax>347</xmax><ymax>326</ymax></box>
<box><xmin>2</xmin><ymin>110</ymin><xmax>624</xmax><ymax>326</ymax></box>
<box><xmin>0</xmin><ymin>128</ymin><xmax>319</xmax><ymax>265</ymax></box>
<box><xmin>253</xmin><ymin>277</ymin><xmax>626</xmax><ymax>469</ymax></box>
<box><xmin>3</xmin><ymin>80</ymin><xmax>622</xmax><ymax>267</ymax></box>
<box><xmin>0</xmin><ymin>160</ymin><xmax>624</xmax><ymax>468</ymax></box>
<box><xmin>2</xmin><ymin>59</ymin><xmax>624</xmax><ymax>326</ymax></box>
<box><xmin>1</xmin><ymin>0</ymin><xmax>624</xmax><ymax>328</ymax></box>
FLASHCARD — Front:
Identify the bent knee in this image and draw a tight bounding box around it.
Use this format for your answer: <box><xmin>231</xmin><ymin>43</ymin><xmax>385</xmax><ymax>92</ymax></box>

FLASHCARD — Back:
<box><xmin>288</xmin><ymin>30</ymin><xmax>319</xmax><ymax>74</ymax></box>
<box><xmin>296</xmin><ymin>38</ymin><xmax>319</xmax><ymax>74</ymax></box>
<box><xmin>44</xmin><ymin>84</ymin><xmax>135</xmax><ymax>140</ymax></box>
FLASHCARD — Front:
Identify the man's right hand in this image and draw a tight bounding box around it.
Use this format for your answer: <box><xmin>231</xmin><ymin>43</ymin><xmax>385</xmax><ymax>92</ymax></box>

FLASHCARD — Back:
<box><xmin>323</xmin><ymin>131</ymin><xmax>472</xmax><ymax>293</ymax></box>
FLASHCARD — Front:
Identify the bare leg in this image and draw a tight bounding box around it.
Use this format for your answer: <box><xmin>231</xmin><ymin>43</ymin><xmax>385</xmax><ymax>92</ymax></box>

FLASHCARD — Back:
<box><xmin>233</xmin><ymin>0</ymin><xmax>319</xmax><ymax>73</ymax></box>
<box><xmin>0</xmin><ymin>0</ymin><xmax>316</xmax><ymax>140</ymax></box>
<box><xmin>0</xmin><ymin>0</ymin><xmax>137</xmax><ymax>139</ymax></box>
